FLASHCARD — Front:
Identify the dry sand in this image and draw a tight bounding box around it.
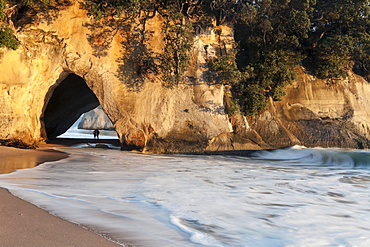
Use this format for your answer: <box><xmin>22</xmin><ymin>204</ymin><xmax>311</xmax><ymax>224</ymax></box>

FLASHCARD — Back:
<box><xmin>0</xmin><ymin>142</ymin><xmax>127</xmax><ymax>247</ymax></box>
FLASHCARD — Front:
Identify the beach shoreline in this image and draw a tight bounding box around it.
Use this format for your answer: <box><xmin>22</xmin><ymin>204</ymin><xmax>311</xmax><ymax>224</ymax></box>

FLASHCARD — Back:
<box><xmin>0</xmin><ymin>138</ymin><xmax>263</xmax><ymax>247</ymax></box>
<box><xmin>0</xmin><ymin>142</ymin><xmax>128</xmax><ymax>247</ymax></box>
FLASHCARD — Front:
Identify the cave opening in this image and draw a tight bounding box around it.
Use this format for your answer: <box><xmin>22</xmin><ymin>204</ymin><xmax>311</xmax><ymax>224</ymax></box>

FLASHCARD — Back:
<box><xmin>42</xmin><ymin>73</ymin><xmax>118</xmax><ymax>142</ymax></box>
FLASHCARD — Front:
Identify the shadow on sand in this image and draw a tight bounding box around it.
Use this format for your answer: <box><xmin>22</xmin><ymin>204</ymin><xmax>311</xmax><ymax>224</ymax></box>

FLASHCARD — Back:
<box><xmin>47</xmin><ymin>138</ymin><xmax>121</xmax><ymax>148</ymax></box>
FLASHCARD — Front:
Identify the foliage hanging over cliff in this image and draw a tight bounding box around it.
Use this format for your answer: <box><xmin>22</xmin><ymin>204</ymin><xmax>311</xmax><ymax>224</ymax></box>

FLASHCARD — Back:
<box><xmin>0</xmin><ymin>0</ymin><xmax>53</xmax><ymax>53</ymax></box>
<box><xmin>0</xmin><ymin>1</ymin><xmax>18</xmax><ymax>52</ymax></box>
<box><xmin>0</xmin><ymin>0</ymin><xmax>5</xmax><ymax>20</ymax></box>
<box><xmin>302</xmin><ymin>0</ymin><xmax>370</xmax><ymax>79</ymax></box>
<box><xmin>224</xmin><ymin>0</ymin><xmax>370</xmax><ymax>116</ymax></box>
<box><xmin>83</xmin><ymin>0</ymin><xmax>195</xmax><ymax>87</ymax></box>
<box><xmin>2</xmin><ymin>0</ymin><xmax>370</xmax><ymax>116</ymax></box>
<box><xmin>231</xmin><ymin>0</ymin><xmax>313</xmax><ymax>115</ymax></box>
<box><xmin>0</xmin><ymin>27</ymin><xmax>18</xmax><ymax>50</ymax></box>
<box><xmin>158</xmin><ymin>20</ymin><xmax>193</xmax><ymax>87</ymax></box>
<box><xmin>81</xmin><ymin>0</ymin><xmax>370</xmax><ymax>115</ymax></box>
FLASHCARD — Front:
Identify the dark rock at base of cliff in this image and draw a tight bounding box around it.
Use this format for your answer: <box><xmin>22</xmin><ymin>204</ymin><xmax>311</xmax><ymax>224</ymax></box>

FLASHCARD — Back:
<box><xmin>294</xmin><ymin>119</ymin><xmax>370</xmax><ymax>149</ymax></box>
<box><xmin>0</xmin><ymin>139</ymin><xmax>38</xmax><ymax>149</ymax></box>
<box><xmin>144</xmin><ymin>133</ymin><xmax>209</xmax><ymax>154</ymax></box>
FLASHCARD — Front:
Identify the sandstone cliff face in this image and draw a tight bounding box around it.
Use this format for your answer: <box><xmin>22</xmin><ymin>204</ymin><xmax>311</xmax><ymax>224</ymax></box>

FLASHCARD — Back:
<box><xmin>1</xmin><ymin>1</ymin><xmax>370</xmax><ymax>152</ymax></box>
<box><xmin>0</xmin><ymin>1</ymin><xmax>232</xmax><ymax>151</ymax></box>
<box><xmin>247</xmin><ymin>69</ymin><xmax>370</xmax><ymax>149</ymax></box>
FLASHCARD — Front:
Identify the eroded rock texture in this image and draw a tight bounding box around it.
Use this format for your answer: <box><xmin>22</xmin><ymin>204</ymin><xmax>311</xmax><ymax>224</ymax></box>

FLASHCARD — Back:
<box><xmin>0</xmin><ymin>1</ymin><xmax>232</xmax><ymax>152</ymax></box>
<box><xmin>249</xmin><ymin>69</ymin><xmax>370</xmax><ymax>149</ymax></box>
<box><xmin>1</xmin><ymin>1</ymin><xmax>370</xmax><ymax>152</ymax></box>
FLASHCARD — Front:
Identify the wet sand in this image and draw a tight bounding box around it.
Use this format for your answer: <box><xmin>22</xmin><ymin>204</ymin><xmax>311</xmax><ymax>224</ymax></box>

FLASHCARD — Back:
<box><xmin>42</xmin><ymin>138</ymin><xmax>121</xmax><ymax>148</ymax></box>
<box><xmin>0</xmin><ymin>146</ymin><xmax>69</xmax><ymax>174</ymax></box>
<box><xmin>0</xmin><ymin>142</ymin><xmax>126</xmax><ymax>247</ymax></box>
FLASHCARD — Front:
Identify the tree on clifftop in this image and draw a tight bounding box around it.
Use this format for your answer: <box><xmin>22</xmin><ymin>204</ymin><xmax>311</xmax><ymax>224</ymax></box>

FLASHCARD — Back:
<box><xmin>2</xmin><ymin>0</ymin><xmax>370</xmax><ymax>116</ymax></box>
<box><xmin>232</xmin><ymin>0</ymin><xmax>314</xmax><ymax>115</ymax></box>
<box><xmin>231</xmin><ymin>0</ymin><xmax>370</xmax><ymax>116</ymax></box>
<box><xmin>304</xmin><ymin>0</ymin><xmax>370</xmax><ymax>79</ymax></box>
<box><xmin>44</xmin><ymin>0</ymin><xmax>370</xmax><ymax>115</ymax></box>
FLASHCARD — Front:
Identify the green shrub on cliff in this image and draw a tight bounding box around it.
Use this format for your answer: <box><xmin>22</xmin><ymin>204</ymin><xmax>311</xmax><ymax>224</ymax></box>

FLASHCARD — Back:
<box><xmin>21</xmin><ymin>0</ymin><xmax>52</xmax><ymax>7</ymax></box>
<box><xmin>209</xmin><ymin>50</ymin><xmax>249</xmax><ymax>86</ymax></box>
<box><xmin>0</xmin><ymin>0</ymin><xmax>5</xmax><ymax>20</ymax></box>
<box><xmin>230</xmin><ymin>0</ymin><xmax>370</xmax><ymax>116</ymax></box>
<box><xmin>83</xmin><ymin>0</ymin><xmax>195</xmax><ymax>87</ymax></box>
<box><xmin>229</xmin><ymin>0</ymin><xmax>310</xmax><ymax>115</ymax></box>
<box><xmin>303</xmin><ymin>0</ymin><xmax>370</xmax><ymax>80</ymax></box>
<box><xmin>158</xmin><ymin>19</ymin><xmax>193</xmax><ymax>87</ymax></box>
<box><xmin>2</xmin><ymin>0</ymin><xmax>370</xmax><ymax>117</ymax></box>
<box><xmin>0</xmin><ymin>0</ymin><xmax>15</xmax><ymax>53</ymax></box>
<box><xmin>0</xmin><ymin>27</ymin><xmax>18</xmax><ymax>50</ymax></box>
<box><xmin>80</xmin><ymin>0</ymin><xmax>370</xmax><ymax>116</ymax></box>
<box><xmin>0</xmin><ymin>0</ymin><xmax>18</xmax><ymax>53</ymax></box>
<box><xmin>0</xmin><ymin>0</ymin><xmax>54</xmax><ymax>54</ymax></box>
<box><xmin>83</xmin><ymin>0</ymin><xmax>146</xmax><ymax>20</ymax></box>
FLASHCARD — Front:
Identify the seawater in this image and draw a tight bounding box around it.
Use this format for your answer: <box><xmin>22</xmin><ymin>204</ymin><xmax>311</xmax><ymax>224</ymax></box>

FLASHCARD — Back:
<box><xmin>1</xmin><ymin>146</ymin><xmax>370</xmax><ymax>246</ymax></box>
<box><xmin>57</xmin><ymin>116</ymin><xmax>119</xmax><ymax>139</ymax></box>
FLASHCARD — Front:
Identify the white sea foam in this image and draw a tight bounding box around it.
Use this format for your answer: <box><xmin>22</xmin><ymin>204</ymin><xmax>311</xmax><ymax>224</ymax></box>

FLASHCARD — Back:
<box><xmin>169</xmin><ymin>215</ymin><xmax>224</xmax><ymax>247</ymax></box>
<box><xmin>253</xmin><ymin>146</ymin><xmax>370</xmax><ymax>168</ymax></box>
<box><xmin>58</xmin><ymin>116</ymin><xmax>118</xmax><ymax>139</ymax></box>
<box><xmin>1</xmin><ymin>147</ymin><xmax>370</xmax><ymax>246</ymax></box>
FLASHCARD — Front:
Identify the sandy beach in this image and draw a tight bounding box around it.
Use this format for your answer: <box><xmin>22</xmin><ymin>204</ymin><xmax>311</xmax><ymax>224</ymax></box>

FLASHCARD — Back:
<box><xmin>0</xmin><ymin>140</ymin><xmax>125</xmax><ymax>247</ymax></box>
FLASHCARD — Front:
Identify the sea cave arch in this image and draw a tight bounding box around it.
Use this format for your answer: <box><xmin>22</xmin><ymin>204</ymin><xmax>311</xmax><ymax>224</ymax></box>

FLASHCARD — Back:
<box><xmin>42</xmin><ymin>73</ymin><xmax>101</xmax><ymax>139</ymax></box>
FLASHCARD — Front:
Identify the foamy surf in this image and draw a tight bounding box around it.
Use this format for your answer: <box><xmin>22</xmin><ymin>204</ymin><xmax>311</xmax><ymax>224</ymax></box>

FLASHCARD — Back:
<box><xmin>169</xmin><ymin>215</ymin><xmax>224</xmax><ymax>247</ymax></box>
<box><xmin>1</xmin><ymin>146</ymin><xmax>370</xmax><ymax>246</ymax></box>
<box><xmin>253</xmin><ymin>146</ymin><xmax>370</xmax><ymax>168</ymax></box>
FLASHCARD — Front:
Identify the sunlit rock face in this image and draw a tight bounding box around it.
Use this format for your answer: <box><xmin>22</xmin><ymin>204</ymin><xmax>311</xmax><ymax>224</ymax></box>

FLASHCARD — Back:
<box><xmin>0</xmin><ymin>1</ymin><xmax>232</xmax><ymax>152</ymax></box>
<box><xmin>249</xmin><ymin>69</ymin><xmax>370</xmax><ymax>149</ymax></box>
<box><xmin>1</xmin><ymin>1</ymin><xmax>370</xmax><ymax>152</ymax></box>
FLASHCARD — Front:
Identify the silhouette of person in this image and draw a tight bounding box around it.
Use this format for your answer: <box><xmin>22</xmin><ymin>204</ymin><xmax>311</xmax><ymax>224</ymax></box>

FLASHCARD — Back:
<box><xmin>93</xmin><ymin>129</ymin><xmax>100</xmax><ymax>139</ymax></box>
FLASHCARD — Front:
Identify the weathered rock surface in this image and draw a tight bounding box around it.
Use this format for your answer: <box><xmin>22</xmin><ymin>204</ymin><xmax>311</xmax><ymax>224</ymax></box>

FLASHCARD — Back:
<box><xmin>78</xmin><ymin>105</ymin><xmax>114</xmax><ymax>130</ymax></box>
<box><xmin>1</xmin><ymin>1</ymin><xmax>370</xmax><ymax>152</ymax></box>
<box><xmin>248</xmin><ymin>69</ymin><xmax>370</xmax><ymax>149</ymax></box>
<box><xmin>0</xmin><ymin>1</ymin><xmax>232</xmax><ymax>152</ymax></box>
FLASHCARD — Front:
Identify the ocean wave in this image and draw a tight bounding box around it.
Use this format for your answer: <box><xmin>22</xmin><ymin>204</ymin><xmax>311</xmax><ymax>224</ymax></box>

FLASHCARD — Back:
<box><xmin>2</xmin><ymin>147</ymin><xmax>370</xmax><ymax>246</ymax></box>
<box><xmin>252</xmin><ymin>146</ymin><xmax>370</xmax><ymax>168</ymax></box>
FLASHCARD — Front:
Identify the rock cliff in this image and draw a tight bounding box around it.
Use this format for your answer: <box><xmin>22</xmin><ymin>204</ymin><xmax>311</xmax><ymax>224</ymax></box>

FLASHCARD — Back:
<box><xmin>0</xmin><ymin>1</ymin><xmax>232</xmax><ymax>152</ymax></box>
<box><xmin>249</xmin><ymin>69</ymin><xmax>370</xmax><ymax>149</ymax></box>
<box><xmin>1</xmin><ymin>1</ymin><xmax>370</xmax><ymax>152</ymax></box>
<box><xmin>78</xmin><ymin>106</ymin><xmax>114</xmax><ymax>130</ymax></box>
